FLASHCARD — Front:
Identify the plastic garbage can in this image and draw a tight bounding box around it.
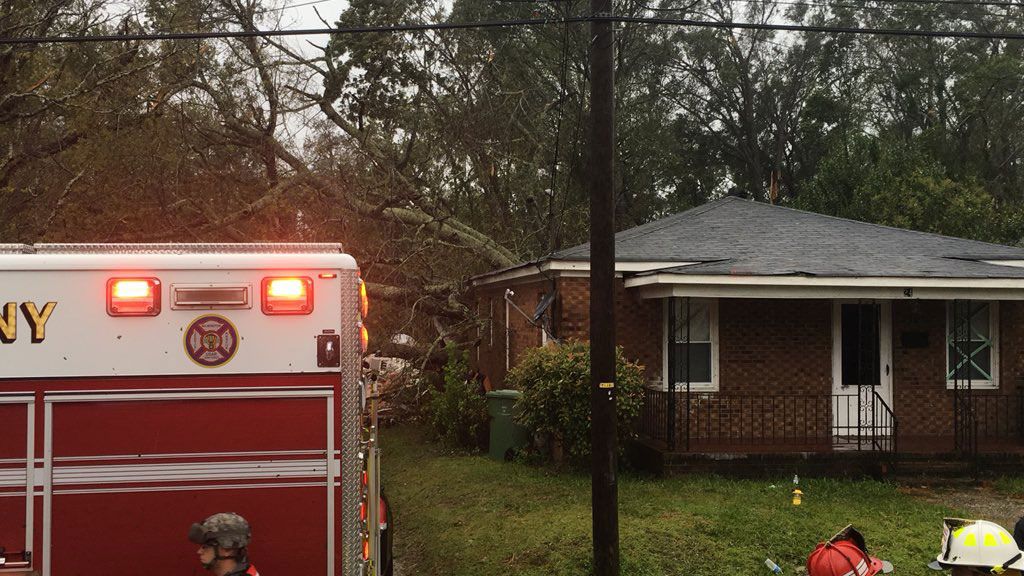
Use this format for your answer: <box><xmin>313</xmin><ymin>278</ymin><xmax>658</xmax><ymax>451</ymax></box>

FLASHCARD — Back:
<box><xmin>485</xmin><ymin>389</ymin><xmax>529</xmax><ymax>461</ymax></box>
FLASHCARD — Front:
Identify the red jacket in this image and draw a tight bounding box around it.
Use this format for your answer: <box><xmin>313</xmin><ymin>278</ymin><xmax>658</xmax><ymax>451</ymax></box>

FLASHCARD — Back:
<box><xmin>225</xmin><ymin>563</ymin><xmax>259</xmax><ymax>576</ymax></box>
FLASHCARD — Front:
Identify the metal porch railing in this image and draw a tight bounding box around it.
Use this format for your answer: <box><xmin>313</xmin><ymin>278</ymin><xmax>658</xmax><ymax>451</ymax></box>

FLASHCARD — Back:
<box><xmin>638</xmin><ymin>389</ymin><xmax>898</xmax><ymax>454</ymax></box>
<box><xmin>830</xmin><ymin>391</ymin><xmax>898</xmax><ymax>454</ymax></box>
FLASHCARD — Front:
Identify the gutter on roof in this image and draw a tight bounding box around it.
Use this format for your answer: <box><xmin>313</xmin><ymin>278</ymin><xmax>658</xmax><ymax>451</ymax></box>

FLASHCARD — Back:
<box><xmin>627</xmin><ymin>273</ymin><xmax>1024</xmax><ymax>301</ymax></box>
<box><xmin>471</xmin><ymin>260</ymin><xmax>697</xmax><ymax>286</ymax></box>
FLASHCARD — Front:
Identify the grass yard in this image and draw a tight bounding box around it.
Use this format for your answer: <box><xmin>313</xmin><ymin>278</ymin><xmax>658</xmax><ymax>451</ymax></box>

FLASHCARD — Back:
<box><xmin>381</xmin><ymin>425</ymin><xmax>1022</xmax><ymax>576</ymax></box>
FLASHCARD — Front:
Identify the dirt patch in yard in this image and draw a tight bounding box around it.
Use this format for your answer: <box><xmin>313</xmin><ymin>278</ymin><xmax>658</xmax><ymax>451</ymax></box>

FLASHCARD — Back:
<box><xmin>899</xmin><ymin>482</ymin><xmax>1024</xmax><ymax>530</ymax></box>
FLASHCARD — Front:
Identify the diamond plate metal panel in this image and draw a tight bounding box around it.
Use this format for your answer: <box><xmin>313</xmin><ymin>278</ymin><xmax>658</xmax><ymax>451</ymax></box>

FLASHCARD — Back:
<box><xmin>339</xmin><ymin>268</ymin><xmax>363</xmax><ymax>574</ymax></box>
<box><xmin>31</xmin><ymin>243</ymin><xmax>344</xmax><ymax>254</ymax></box>
<box><xmin>0</xmin><ymin>244</ymin><xmax>31</xmax><ymax>254</ymax></box>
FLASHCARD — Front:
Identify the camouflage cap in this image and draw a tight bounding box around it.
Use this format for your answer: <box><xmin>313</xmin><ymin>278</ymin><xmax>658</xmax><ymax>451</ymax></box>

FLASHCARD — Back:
<box><xmin>188</xmin><ymin>512</ymin><xmax>251</xmax><ymax>549</ymax></box>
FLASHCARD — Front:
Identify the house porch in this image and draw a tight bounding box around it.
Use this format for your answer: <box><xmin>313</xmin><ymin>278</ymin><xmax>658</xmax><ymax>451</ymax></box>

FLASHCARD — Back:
<box><xmin>633</xmin><ymin>297</ymin><xmax>1024</xmax><ymax>465</ymax></box>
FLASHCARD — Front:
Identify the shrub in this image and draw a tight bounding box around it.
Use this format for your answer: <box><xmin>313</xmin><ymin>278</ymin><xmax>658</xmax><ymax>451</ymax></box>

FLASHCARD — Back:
<box><xmin>428</xmin><ymin>348</ymin><xmax>488</xmax><ymax>449</ymax></box>
<box><xmin>506</xmin><ymin>340</ymin><xmax>645</xmax><ymax>467</ymax></box>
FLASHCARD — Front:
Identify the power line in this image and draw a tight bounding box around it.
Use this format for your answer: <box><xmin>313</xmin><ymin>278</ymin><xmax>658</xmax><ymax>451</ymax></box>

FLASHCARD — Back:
<box><xmin>730</xmin><ymin>0</ymin><xmax>1024</xmax><ymax>8</ymax></box>
<box><xmin>0</xmin><ymin>18</ymin><xmax>575</xmax><ymax>45</ymax></box>
<box><xmin>649</xmin><ymin>0</ymin><xmax>1024</xmax><ymax>27</ymax></box>
<box><xmin>260</xmin><ymin>0</ymin><xmax>334</xmax><ymax>12</ymax></box>
<box><xmin>6</xmin><ymin>14</ymin><xmax>1024</xmax><ymax>45</ymax></box>
<box><xmin>615</xmin><ymin>13</ymin><xmax>1024</xmax><ymax>39</ymax></box>
<box><xmin>845</xmin><ymin>0</ymin><xmax>1022</xmax><ymax>7</ymax></box>
<box><xmin>683</xmin><ymin>0</ymin><xmax>1024</xmax><ymax>11</ymax></box>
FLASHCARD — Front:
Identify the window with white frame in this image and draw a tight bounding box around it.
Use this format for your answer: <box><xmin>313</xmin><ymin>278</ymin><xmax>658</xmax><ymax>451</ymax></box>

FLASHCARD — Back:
<box><xmin>664</xmin><ymin>298</ymin><xmax>718</xmax><ymax>391</ymax></box>
<box><xmin>946</xmin><ymin>301</ymin><xmax>999</xmax><ymax>389</ymax></box>
<box><xmin>488</xmin><ymin>298</ymin><xmax>494</xmax><ymax>348</ymax></box>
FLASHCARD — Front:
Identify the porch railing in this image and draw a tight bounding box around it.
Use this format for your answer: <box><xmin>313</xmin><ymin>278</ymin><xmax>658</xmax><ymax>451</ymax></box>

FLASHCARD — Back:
<box><xmin>967</xmin><ymin>390</ymin><xmax>1024</xmax><ymax>441</ymax></box>
<box><xmin>639</xmin><ymin>389</ymin><xmax>898</xmax><ymax>454</ymax></box>
<box><xmin>830</xmin><ymin>392</ymin><xmax>898</xmax><ymax>454</ymax></box>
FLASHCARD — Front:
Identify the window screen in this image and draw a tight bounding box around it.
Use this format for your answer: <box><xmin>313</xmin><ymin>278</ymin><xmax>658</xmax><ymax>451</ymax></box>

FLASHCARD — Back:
<box><xmin>841</xmin><ymin>303</ymin><xmax>880</xmax><ymax>386</ymax></box>
<box><xmin>947</xmin><ymin>301</ymin><xmax>992</xmax><ymax>382</ymax></box>
<box><xmin>671</xmin><ymin>299</ymin><xmax>712</xmax><ymax>384</ymax></box>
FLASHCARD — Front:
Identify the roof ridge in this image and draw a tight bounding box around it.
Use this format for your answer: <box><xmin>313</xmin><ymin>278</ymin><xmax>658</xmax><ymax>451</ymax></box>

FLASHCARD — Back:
<box><xmin>552</xmin><ymin>196</ymin><xmax>739</xmax><ymax>258</ymax></box>
<box><xmin>610</xmin><ymin>196</ymin><xmax>739</xmax><ymax>240</ymax></box>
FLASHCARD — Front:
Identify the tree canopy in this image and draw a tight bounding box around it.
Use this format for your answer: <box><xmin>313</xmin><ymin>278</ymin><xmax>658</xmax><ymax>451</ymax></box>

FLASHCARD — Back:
<box><xmin>4</xmin><ymin>0</ymin><xmax>1024</xmax><ymax>361</ymax></box>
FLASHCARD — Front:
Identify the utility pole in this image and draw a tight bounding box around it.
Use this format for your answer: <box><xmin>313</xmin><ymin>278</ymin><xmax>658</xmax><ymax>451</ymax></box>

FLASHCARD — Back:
<box><xmin>588</xmin><ymin>0</ymin><xmax>618</xmax><ymax>575</ymax></box>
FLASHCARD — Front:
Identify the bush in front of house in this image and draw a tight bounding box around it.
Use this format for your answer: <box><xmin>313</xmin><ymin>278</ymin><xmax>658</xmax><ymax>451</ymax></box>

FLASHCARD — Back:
<box><xmin>428</xmin><ymin>348</ymin><xmax>488</xmax><ymax>450</ymax></box>
<box><xmin>507</xmin><ymin>340</ymin><xmax>645</xmax><ymax>467</ymax></box>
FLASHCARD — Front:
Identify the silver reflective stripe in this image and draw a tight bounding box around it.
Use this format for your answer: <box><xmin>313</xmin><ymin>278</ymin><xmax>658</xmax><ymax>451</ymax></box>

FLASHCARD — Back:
<box><xmin>52</xmin><ymin>459</ymin><xmax>328</xmax><ymax>484</ymax></box>
<box><xmin>31</xmin><ymin>243</ymin><xmax>344</xmax><ymax>254</ymax></box>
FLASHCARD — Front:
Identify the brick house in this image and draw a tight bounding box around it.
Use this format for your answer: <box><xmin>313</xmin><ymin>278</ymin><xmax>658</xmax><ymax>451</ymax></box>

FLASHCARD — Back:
<box><xmin>470</xmin><ymin>197</ymin><xmax>1024</xmax><ymax>460</ymax></box>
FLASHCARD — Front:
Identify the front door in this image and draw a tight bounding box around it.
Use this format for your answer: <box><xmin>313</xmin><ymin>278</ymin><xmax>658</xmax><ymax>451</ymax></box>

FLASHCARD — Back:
<box><xmin>831</xmin><ymin>301</ymin><xmax>893</xmax><ymax>444</ymax></box>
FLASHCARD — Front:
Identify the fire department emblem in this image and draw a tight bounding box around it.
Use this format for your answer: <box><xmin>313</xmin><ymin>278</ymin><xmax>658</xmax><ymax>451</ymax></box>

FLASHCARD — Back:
<box><xmin>184</xmin><ymin>315</ymin><xmax>239</xmax><ymax>367</ymax></box>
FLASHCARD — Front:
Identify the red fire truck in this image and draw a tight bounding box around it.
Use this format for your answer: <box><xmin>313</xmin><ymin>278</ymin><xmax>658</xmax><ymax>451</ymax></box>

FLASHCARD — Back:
<box><xmin>0</xmin><ymin>243</ymin><xmax>390</xmax><ymax>576</ymax></box>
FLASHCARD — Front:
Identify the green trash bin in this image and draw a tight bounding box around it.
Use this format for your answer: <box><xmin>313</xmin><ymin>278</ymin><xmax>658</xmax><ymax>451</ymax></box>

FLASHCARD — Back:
<box><xmin>485</xmin><ymin>389</ymin><xmax>529</xmax><ymax>461</ymax></box>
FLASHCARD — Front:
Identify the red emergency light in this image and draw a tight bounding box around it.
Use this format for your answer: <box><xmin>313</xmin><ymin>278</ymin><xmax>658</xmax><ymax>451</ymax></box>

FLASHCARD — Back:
<box><xmin>261</xmin><ymin>277</ymin><xmax>313</xmax><ymax>315</ymax></box>
<box><xmin>360</xmin><ymin>323</ymin><xmax>369</xmax><ymax>354</ymax></box>
<box><xmin>107</xmin><ymin>278</ymin><xmax>161</xmax><ymax>316</ymax></box>
<box><xmin>359</xmin><ymin>278</ymin><xmax>369</xmax><ymax>318</ymax></box>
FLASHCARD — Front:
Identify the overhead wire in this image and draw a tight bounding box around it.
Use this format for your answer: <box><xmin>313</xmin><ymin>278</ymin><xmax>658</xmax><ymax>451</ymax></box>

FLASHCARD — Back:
<box><xmin>616</xmin><ymin>14</ymin><xmax>1024</xmax><ymax>40</ymax></box>
<box><xmin>8</xmin><ymin>13</ymin><xmax>1024</xmax><ymax>44</ymax></box>
<box><xmin>261</xmin><ymin>0</ymin><xmax>334</xmax><ymax>11</ymax></box>
<box><xmin>662</xmin><ymin>0</ymin><xmax>1024</xmax><ymax>49</ymax></box>
<box><xmin>547</xmin><ymin>0</ymin><xmax>572</xmax><ymax>229</ymax></box>
<box><xmin>646</xmin><ymin>0</ymin><xmax>1024</xmax><ymax>25</ymax></box>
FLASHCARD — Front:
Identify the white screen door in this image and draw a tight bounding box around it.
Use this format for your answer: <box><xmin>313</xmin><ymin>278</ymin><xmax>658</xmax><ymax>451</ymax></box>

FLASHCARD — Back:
<box><xmin>831</xmin><ymin>301</ymin><xmax>893</xmax><ymax>443</ymax></box>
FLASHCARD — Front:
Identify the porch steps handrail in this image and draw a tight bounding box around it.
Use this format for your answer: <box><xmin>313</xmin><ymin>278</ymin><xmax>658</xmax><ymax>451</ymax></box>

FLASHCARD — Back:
<box><xmin>869</xmin><ymin>390</ymin><xmax>898</xmax><ymax>457</ymax></box>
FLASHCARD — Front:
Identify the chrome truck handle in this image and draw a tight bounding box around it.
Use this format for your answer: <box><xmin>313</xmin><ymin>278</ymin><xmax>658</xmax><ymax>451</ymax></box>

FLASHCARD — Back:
<box><xmin>0</xmin><ymin>548</ymin><xmax>32</xmax><ymax>570</ymax></box>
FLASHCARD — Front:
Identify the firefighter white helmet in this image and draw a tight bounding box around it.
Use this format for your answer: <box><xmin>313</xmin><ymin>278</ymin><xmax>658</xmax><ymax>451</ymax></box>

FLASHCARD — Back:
<box><xmin>928</xmin><ymin>518</ymin><xmax>1024</xmax><ymax>573</ymax></box>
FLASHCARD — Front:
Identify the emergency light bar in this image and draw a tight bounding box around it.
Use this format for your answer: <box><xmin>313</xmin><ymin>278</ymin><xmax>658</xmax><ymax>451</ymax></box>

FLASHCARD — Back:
<box><xmin>261</xmin><ymin>277</ymin><xmax>313</xmax><ymax>315</ymax></box>
<box><xmin>107</xmin><ymin>278</ymin><xmax>161</xmax><ymax>316</ymax></box>
<box><xmin>359</xmin><ymin>278</ymin><xmax>369</xmax><ymax>318</ymax></box>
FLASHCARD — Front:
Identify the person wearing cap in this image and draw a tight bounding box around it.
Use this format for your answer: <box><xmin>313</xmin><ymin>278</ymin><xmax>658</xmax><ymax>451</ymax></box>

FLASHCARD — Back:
<box><xmin>807</xmin><ymin>525</ymin><xmax>894</xmax><ymax>576</ymax></box>
<box><xmin>188</xmin><ymin>512</ymin><xmax>260</xmax><ymax>576</ymax></box>
<box><xmin>928</xmin><ymin>518</ymin><xmax>1024</xmax><ymax>575</ymax></box>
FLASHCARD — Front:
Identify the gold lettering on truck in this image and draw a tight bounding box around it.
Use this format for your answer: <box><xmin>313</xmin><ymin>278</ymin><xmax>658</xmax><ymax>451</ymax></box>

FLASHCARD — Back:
<box><xmin>0</xmin><ymin>302</ymin><xmax>15</xmax><ymax>343</ymax></box>
<box><xmin>20</xmin><ymin>302</ymin><xmax>57</xmax><ymax>343</ymax></box>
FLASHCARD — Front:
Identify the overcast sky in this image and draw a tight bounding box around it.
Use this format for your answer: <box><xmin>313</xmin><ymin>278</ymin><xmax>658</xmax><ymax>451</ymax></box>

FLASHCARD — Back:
<box><xmin>272</xmin><ymin>0</ymin><xmax>349</xmax><ymax>54</ymax></box>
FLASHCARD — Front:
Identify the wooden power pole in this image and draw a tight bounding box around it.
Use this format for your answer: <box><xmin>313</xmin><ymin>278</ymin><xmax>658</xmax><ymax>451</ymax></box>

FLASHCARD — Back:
<box><xmin>588</xmin><ymin>1</ymin><xmax>619</xmax><ymax>575</ymax></box>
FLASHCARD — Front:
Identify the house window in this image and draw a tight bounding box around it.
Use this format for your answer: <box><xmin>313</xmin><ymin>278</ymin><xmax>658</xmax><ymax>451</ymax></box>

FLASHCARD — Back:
<box><xmin>539</xmin><ymin>292</ymin><xmax>547</xmax><ymax>346</ymax></box>
<box><xmin>663</xmin><ymin>298</ymin><xmax>718</xmax><ymax>391</ymax></box>
<box><xmin>946</xmin><ymin>301</ymin><xmax>999</xmax><ymax>389</ymax></box>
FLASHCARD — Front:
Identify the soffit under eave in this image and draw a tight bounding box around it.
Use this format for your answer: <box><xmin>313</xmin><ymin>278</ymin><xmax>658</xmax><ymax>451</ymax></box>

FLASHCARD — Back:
<box><xmin>629</xmin><ymin>281</ymin><xmax>1024</xmax><ymax>301</ymax></box>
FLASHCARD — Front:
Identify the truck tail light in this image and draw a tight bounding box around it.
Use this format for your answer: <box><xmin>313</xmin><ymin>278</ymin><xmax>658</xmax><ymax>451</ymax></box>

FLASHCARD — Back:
<box><xmin>360</xmin><ymin>323</ymin><xmax>369</xmax><ymax>353</ymax></box>
<box><xmin>261</xmin><ymin>277</ymin><xmax>313</xmax><ymax>315</ymax></box>
<box><xmin>359</xmin><ymin>279</ymin><xmax>369</xmax><ymax>318</ymax></box>
<box><xmin>362</xmin><ymin>536</ymin><xmax>370</xmax><ymax>561</ymax></box>
<box><xmin>107</xmin><ymin>278</ymin><xmax>161</xmax><ymax>316</ymax></box>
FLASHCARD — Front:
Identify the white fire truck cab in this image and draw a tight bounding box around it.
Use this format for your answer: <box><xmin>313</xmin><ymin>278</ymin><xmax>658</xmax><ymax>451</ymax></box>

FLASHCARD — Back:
<box><xmin>0</xmin><ymin>243</ymin><xmax>389</xmax><ymax>576</ymax></box>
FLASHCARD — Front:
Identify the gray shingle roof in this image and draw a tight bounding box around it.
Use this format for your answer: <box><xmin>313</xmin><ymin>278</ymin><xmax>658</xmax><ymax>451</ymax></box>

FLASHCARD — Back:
<box><xmin>552</xmin><ymin>197</ymin><xmax>1024</xmax><ymax>278</ymax></box>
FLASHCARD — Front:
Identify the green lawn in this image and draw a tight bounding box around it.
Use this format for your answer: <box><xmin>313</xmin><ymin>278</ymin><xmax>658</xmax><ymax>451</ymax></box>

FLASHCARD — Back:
<box><xmin>382</xmin><ymin>426</ymin><xmax>965</xmax><ymax>576</ymax></box>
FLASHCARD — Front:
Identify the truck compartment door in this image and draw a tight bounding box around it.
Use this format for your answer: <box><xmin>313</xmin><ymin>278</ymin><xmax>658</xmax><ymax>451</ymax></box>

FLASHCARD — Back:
<box><xmin>0</xmin><ymin>394</ymin><xmax>34</xmax><ymax>572</ymax></box>
<box><xmin>42</xmin><ymin>387</ymin><xmax>336</xmax><ymax>576</ymax></box>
